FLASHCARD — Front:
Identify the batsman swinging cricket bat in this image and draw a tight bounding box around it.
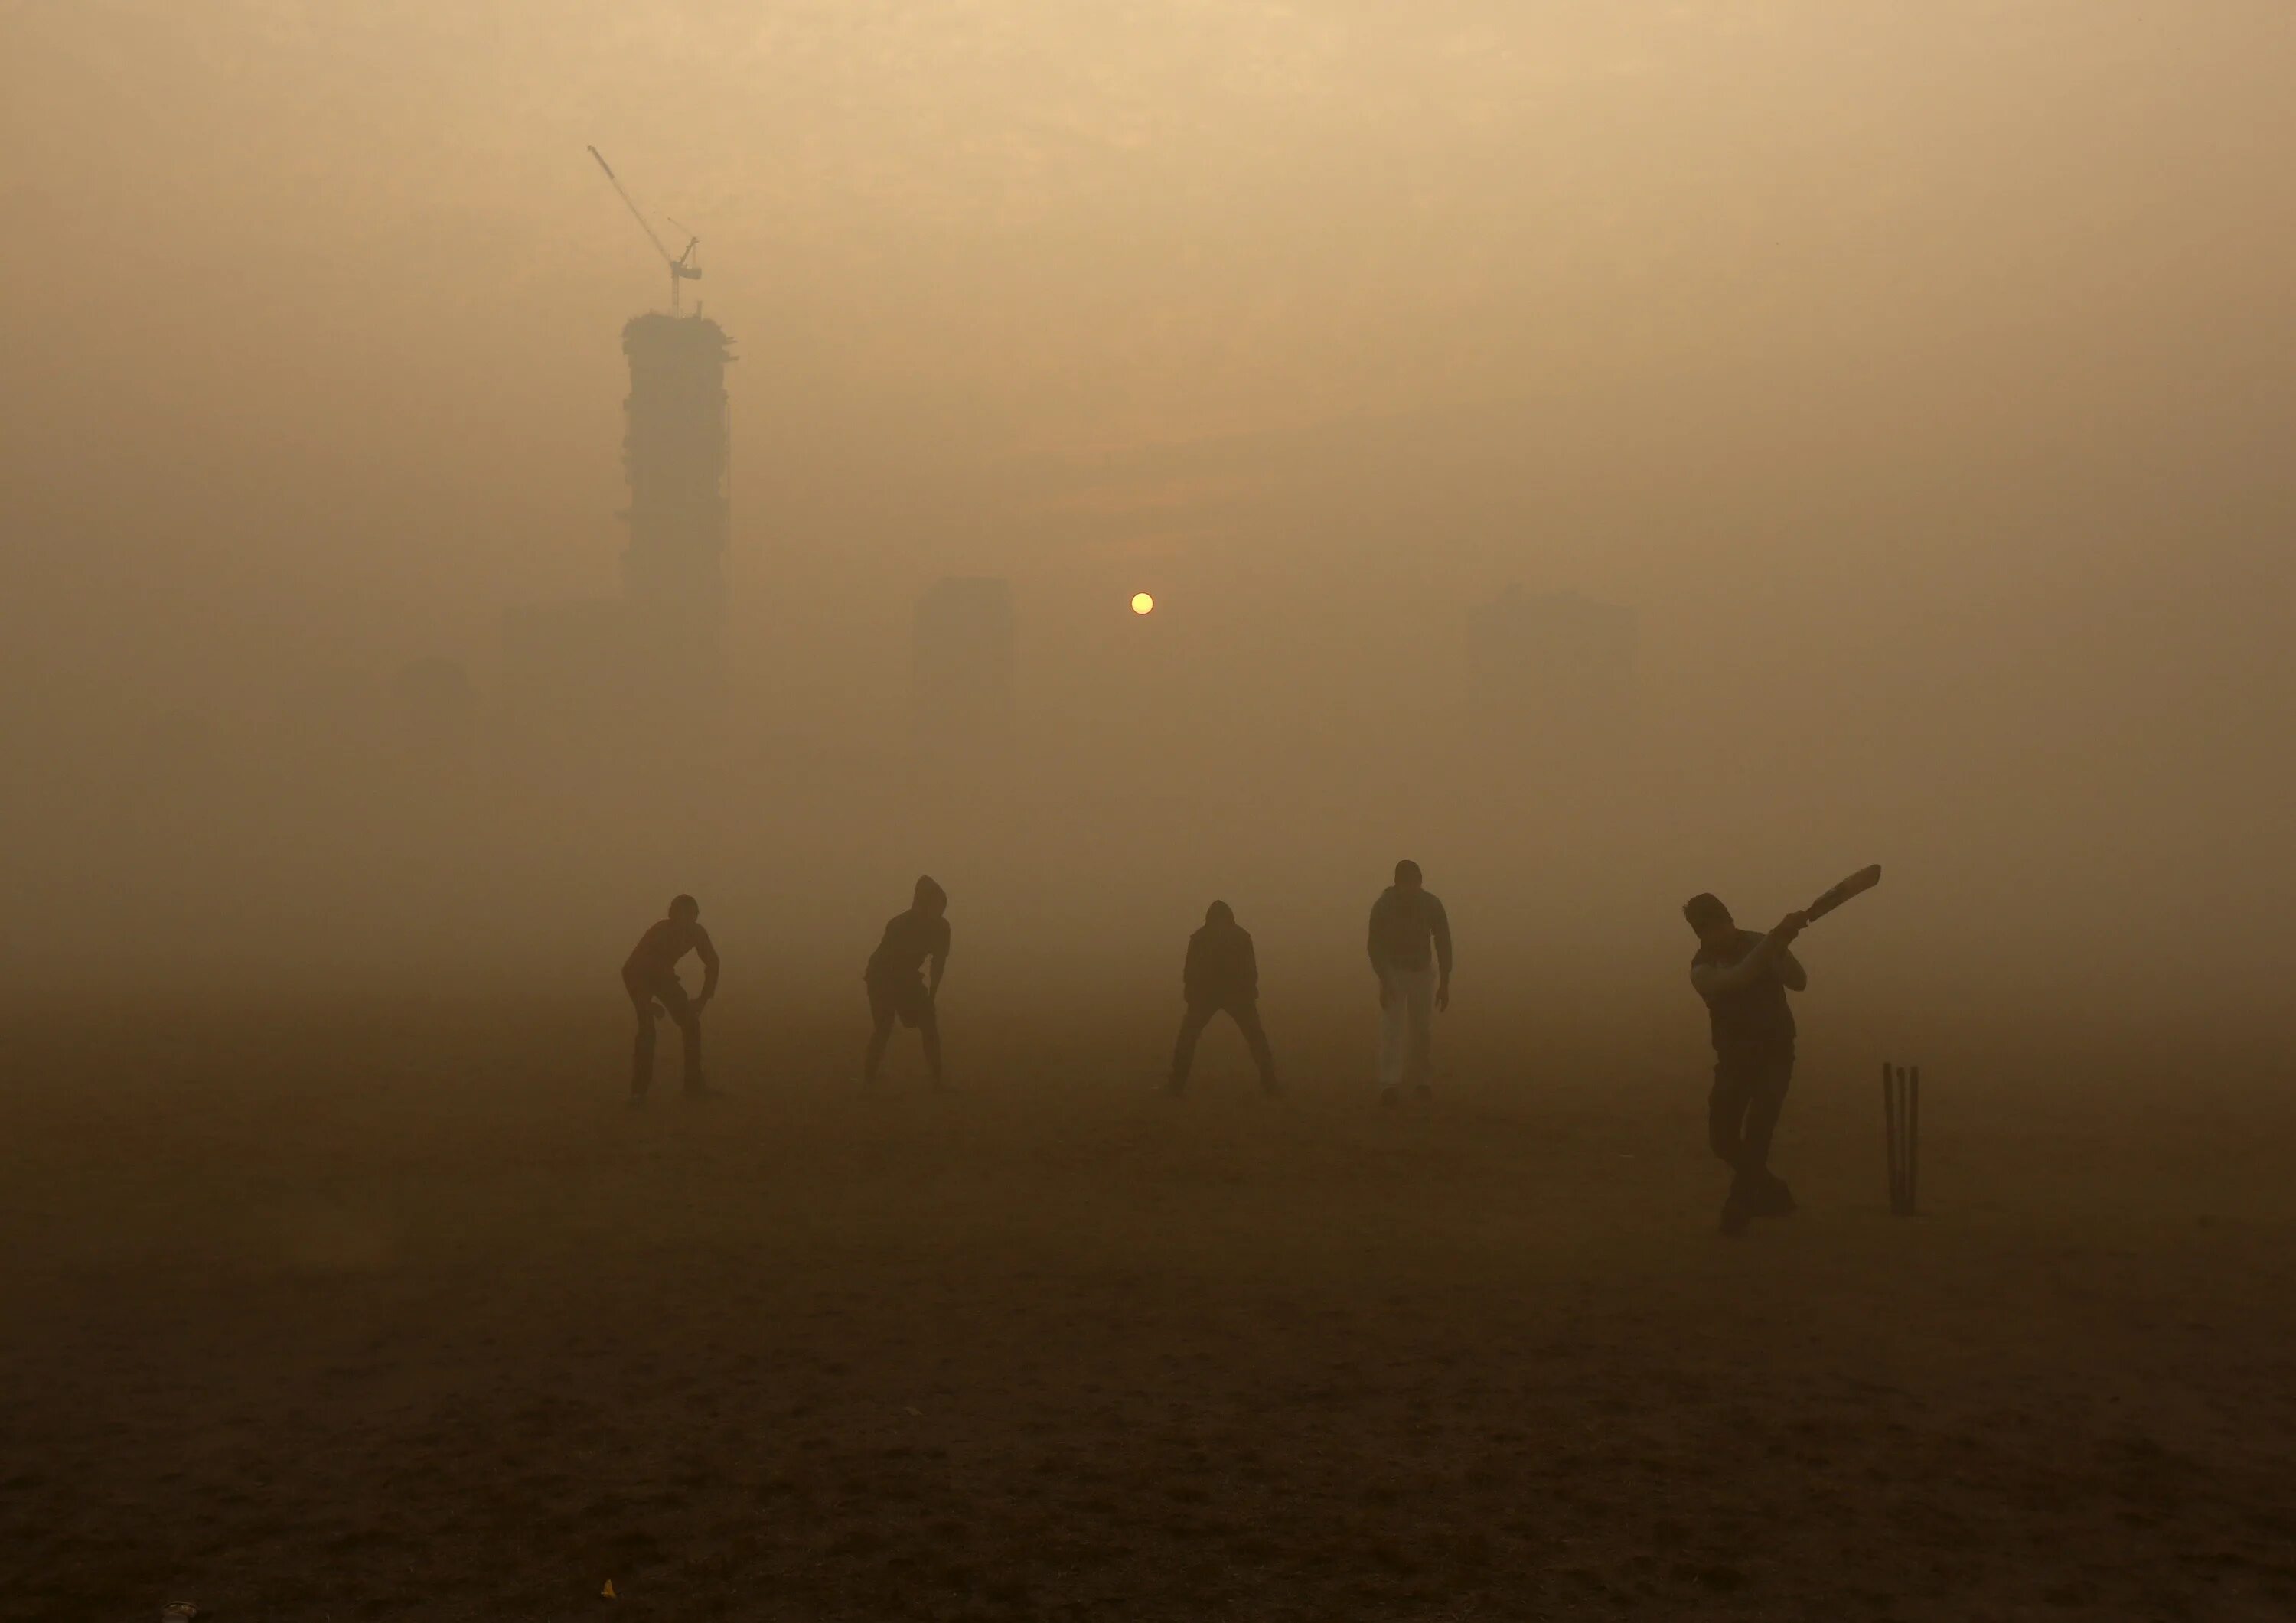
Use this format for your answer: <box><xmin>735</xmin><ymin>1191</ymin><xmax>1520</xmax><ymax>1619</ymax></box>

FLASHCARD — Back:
<box><xmin>1803</xmin><ymin>863</ymin><xmax>1882</xmax><ymax>924</ymax></box>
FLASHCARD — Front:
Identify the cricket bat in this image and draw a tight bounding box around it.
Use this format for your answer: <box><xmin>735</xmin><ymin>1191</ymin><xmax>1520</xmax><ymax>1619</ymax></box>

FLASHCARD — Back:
<box><xmin>1803</xmin><ymin>863</ymin><xmax>1882</xmax><ymax>924</ymax></box>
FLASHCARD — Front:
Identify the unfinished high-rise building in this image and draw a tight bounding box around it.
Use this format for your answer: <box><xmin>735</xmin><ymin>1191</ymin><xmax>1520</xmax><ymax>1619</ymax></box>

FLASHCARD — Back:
<box><xmin>620</xmin><ymin>312</ymin><xmax>733</xmax><ymax>685</ymax></box>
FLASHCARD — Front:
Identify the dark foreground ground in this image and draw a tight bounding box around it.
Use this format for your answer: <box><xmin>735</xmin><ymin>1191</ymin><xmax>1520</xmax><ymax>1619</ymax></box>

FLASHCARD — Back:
<box><xmin>5</xmin><ymin>997</ymin><xmax>2294</xmax><ymax>1621</ymax></box>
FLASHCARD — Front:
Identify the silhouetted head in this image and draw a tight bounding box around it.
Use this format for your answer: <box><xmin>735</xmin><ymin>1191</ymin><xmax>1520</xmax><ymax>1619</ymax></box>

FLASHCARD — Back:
<box><xmin>1683</xmin><ymin>892</ymin><xmax>1734</xmax><ymax>950</ymax></box>
<box><xmin>668</xmin><ymin>894</ymin><xmax>700</xmax><ymax>924</ymax></box>
<box><xmin>912</xmin><ymin>875</ymin><xmax>948</xmax><ymax>919</ymax></box>
<box><xmin>1204</xmin><ymin>900</ymin><xmax>1234</xmax><ymax>927</ymax></box>
<box><xmin>1394</xmin><ymin>859</ymin><xmax>1423</xmax><ymax>892</ymax></box>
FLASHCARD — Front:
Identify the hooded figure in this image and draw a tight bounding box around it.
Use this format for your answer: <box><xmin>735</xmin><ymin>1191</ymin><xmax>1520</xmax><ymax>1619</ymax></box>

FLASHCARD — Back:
<box><xmin>864</xmin><ymin>875</ymin><xmax>951</xmax><ymax>1083</ymax></box>
<box><xmin>1169</xmin><ymin>900</ymin><xmax>1278</xmax><ymax>1096</ymax></box>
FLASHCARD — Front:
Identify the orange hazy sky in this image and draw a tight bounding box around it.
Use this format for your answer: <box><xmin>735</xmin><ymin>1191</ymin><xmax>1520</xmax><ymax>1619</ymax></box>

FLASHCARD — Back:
<box><xmin>8</xmin><ymin>3</ymin><xmax>2290</xmax><ymax>565</ymax></box>
<box><xmin>0</xmin><ymin>2</ymin><xmax>2292</xmax><ymax>1002</ymax></box>
<box><xmin>0</xmin><ymin>1</ymin><xmax>2286</xmax><ymax>764</ymax></box>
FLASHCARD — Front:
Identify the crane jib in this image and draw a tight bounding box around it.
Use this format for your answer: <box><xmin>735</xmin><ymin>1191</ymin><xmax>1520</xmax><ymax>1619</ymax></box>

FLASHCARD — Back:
<box><xmin>587</xmin><ymin>146</ymin><xmax>703</xmax><ymax>314</ymax></box>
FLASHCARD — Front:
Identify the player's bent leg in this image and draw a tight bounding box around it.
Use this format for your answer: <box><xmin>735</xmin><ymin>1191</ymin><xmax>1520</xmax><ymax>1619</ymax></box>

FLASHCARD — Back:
<box><xmin>1169</xmin><ymin>1002</ymin><xmax>1214</xmax><ymax>1094</ymax></box>
<box><xmin>1377</xmin><ymin>979</ymin><xmax>1411</xmax><ymax>1103</ymax></box>
<box><xmin>1707</xmin><ymin>1056</ymin><xmax>1753</xmax><ymax>1168</ymax></box>
<box><xmin>677</xmin><ymin>1013</ymin><xmax>709</xmax><ymax>1097</ymax></box>
<box><xmin>1707</xmin><ymin>1054</ymin><xmax>1763</xmax><ymax>1235</ymax></box>
<box><xmin>1406</xmin><ymin>969</ymin><xmax>1436</xmax><ymax>1096</ymax></box>
<box><xmin>919</xmin><ymin>1011</ymin><xmax>943</xmax><ymax>1084</ymax></box>
<box><xmin>863</xmin><ymin>984</ymin><xmax>896</xmax><ymax>1081</ymax></box>
<box><xmin>1737</xmin><ymin>1050</ymin><xmax>1795</xmax><ymax>1214</ymax></box>
<box><xmin>1232</xmin><ymin>1001</ymin><xmax>1279</xmax><ymax>1093</ymax></box>
<box><xmin>628</xmin><ymin>985</ymin><xmax>659</xmax><ymax>1100</ymax></box>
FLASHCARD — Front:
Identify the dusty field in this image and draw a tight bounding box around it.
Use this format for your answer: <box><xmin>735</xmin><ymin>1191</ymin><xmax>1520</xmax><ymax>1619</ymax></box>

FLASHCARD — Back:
<box><xmin>5</xmin><ymin>997</ymin><xmax>2295</xmax><ymax>1621</ymax></box>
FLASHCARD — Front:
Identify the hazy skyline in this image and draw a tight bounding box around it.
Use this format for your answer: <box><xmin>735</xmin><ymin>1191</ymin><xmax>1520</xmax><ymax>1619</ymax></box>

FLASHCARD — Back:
<box><xmin>2</xmin><ymin>2</ymin><xmax>2291</xmax><ymax>1009</ymax></box>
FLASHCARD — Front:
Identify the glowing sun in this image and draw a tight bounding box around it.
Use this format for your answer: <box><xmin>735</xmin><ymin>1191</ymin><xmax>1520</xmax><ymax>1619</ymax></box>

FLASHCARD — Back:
<box><xmin>1130</xmin><ymin>592</ymin><xmax>1155</xmax><ymax>615</ymax></box>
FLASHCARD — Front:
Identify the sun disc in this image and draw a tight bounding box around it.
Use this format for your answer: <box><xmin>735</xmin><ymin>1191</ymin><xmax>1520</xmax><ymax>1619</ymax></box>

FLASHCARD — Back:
<box><xmin>1130</xmin><ymin>592</ymin><xmax>1155</xmax><ymax>615</ymax></box>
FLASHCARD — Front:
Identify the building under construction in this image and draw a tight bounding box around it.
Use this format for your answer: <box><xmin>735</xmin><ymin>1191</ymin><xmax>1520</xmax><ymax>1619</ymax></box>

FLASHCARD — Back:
<box><xmin>620</xmin><ymin>311</ymin><xmax>733</xmax><ymax>686</ymax></box>
<box><xmin>498</xmin><ymin>152</ymin><xmax>738</xmax><ymax>732</ymax></box>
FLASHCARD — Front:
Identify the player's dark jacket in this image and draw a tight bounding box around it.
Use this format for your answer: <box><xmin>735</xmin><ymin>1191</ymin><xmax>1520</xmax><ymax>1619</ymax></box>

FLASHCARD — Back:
<box><xmin>1691</xmin><ymin>927</ymin><xmax>1796</xmax><ymax>1052</ymax></box>
<box><xmin>1182</xmin><ymin>901</ymin><xmax>1259</xmax><ymax>1005</ymax></box>
<box><xmin>866</xmin><ymin>876</ymin><xmax>951</xmax><ymax>989</ymax></box>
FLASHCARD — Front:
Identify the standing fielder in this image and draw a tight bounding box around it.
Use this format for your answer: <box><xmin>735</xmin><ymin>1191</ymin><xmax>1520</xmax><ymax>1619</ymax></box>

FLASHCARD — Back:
<box><xmin>1367</xmin><ymin>859</ymin><xmax>1453</xmax><ymax>1104</ymax></box>
<box><xmin>1684</xmin><ymin>892</ymin><xmax>1806</xmax><ymax>1235</ymax></box>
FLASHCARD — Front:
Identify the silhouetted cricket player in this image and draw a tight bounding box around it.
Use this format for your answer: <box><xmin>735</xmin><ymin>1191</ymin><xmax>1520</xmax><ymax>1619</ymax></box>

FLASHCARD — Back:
<box><xmin>621</xmin><ymin>893</ymin><xmax>719</xmax><ymax>1104</ymax></box>
<box><xmin>1166</xmin><ymin>901</ymin><xmax>1279</xmax><ymax>1097</ymax></box>
<box><xmin>1367</xmin><ymin>859</ymin><xmax>1453</xmax><ymax>1104</ymax></box>
<box><xmin>1684</xmin><ymin>892</ymin><xmax>1807</xmax><ymax>1235</ymax></box>
<box><xmin>864</xmin><ymin>875</ymin><xmax>951</xmax><ymax>1084</ymax></box>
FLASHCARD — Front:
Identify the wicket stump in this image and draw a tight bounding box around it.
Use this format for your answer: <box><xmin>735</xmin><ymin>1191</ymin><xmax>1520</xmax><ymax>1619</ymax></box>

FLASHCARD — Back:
<box><xmin>1882</xmin><ymin>1062</ymin><xmax>1920</xmax><ymax>1216</ymax></box>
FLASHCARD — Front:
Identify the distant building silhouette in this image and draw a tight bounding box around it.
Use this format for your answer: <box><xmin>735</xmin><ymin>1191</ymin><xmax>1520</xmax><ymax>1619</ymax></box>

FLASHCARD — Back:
<box><xmin>912</xmin><ymin>577</ymin><xmax>1016</xmax><ymax>747</ymax></box>
<box><xmin>620</xmin><ymin>313</ymin><xmax>734</xmax><ymax>686</ymax></box>
<box><xmin>1467</xmin><ymin>585</ymin><xmax>1636</xmax><ymax>735</ymax></box>
<box><xmin>499</xmin><ymin>312</ymin><xmax>734</xmax><ymax>735</ymax></box>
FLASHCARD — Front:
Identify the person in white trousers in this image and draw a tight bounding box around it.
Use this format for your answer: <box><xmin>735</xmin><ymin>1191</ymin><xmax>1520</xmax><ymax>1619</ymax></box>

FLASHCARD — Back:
<box><xmin>1366</xmin><ymin>859</ymin><xmax>1453</xmax><ymax>1104</ymax></box>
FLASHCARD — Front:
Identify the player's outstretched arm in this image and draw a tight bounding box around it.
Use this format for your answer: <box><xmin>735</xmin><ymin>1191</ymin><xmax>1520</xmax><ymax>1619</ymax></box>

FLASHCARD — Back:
<box><xmin>1694</xmin><ymin>916</ymin><xmax>1802</xmax><ymax>997</ymax></box>
<box><xmin>1433</xmin><ymin>897</ymin><xmax>1453</xmax><ymax>1011</ymax></box>
<box><xmin>694</xmin><ymin>927</ymin><xmax>721</xmax><ymax>1005</ymax></box>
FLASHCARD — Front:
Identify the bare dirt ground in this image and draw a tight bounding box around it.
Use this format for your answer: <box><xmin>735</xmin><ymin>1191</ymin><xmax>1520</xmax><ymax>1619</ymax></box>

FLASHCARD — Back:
<box><xmin>5</xmin><ymin>996</ymin><xmax>2294</xmax><ymax>1621</ymax></box>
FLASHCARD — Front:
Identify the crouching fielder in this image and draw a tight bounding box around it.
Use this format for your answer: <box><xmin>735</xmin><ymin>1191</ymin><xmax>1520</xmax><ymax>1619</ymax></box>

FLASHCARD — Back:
<box><xmin>621</xmin><ymin>893</ymin><xmax>720</xmax><ymax>1103</ymax></box>
<box><xmin>863</xmin><ymin>875</ymin><xmax>951</xmax><ymax>1085</ymax></box>
<box><xmin>1166</xmin><ymin>901</ymin><xmax>1279</xmax><ymax>1097</ymax></box>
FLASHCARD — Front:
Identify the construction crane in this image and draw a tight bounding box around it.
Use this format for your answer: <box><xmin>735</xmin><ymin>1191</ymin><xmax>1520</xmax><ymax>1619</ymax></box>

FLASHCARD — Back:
<box><xmin>588</xmin><ymin>145</ymin><xmax>700</xmax><ymax>315</ymax></box>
